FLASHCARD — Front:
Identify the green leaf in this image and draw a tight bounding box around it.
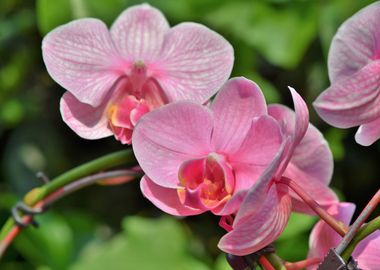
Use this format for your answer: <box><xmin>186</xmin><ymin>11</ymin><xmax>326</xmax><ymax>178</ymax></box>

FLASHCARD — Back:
<box><xmin>214</xmin><ymin>254</ymin><xmax>231</xmax><ymax>270</ymax></box>
<box><xmin>277</xmin><ymin>212</ymin><xmax>317</xmax><ymax>241</ymax></box>
<box><xmin>36</xmin><ymin>0</ymin><xmax>73</xmax><ymax>35</ymax></box>
<box><xmin>324</xmin><ymin>128</ymin><xmax>347</xmax><ymax>161</ymax></box>
<box><xmin>36</xmin><ymin>0</ymin><xmax>129</xmax><ymax>35</ymax></box>
<box><xmin>13</xmin><ymin>213</ymin><xmax>75</xmax><ymax>270</ymax></box>
<box><xmin>207</xmin><ymin>1</ymin><xmax>318</xmax><ymax>69</ymax></box>
<box><xmin>275</xmin><ymin>213</ymin><xmax>317</xmax><ymax>261</ymax></box>
<box><xmin>71</xmin><ymin>216</ymin><xmax>211</xmax><ymax>270</ymax></box>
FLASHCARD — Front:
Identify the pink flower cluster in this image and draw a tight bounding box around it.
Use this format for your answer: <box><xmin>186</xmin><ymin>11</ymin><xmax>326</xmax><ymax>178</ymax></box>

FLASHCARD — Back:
<box><xmin>42</xmin><ymin>3</ymin><xmax>380</xmax><ymax>268</ymax></box>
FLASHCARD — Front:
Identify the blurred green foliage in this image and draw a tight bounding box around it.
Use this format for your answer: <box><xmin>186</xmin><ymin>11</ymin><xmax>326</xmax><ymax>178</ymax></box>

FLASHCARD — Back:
<box><xmin>1</xmin><ymin>0</ymin><xmax>380</xmax><ymax>269</ymax></box>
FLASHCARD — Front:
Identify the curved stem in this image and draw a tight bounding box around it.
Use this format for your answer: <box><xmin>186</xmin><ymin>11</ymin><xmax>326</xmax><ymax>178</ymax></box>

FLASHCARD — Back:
<box><xmin>279</xmin><ymin>177</ymin><xmax>348</xmax><ymax>236</ymax></box>
<box><xmin>265</xmin><ymin>254</ymin><xmax>286</xmax><ymax>270</ymax></box>
<box><xmin>0</xmin><ymin>149</ymin><xmax>135</xmax><ymax>242</ymax></box>
<box><xmin>341</xmin><ymin>215</ymin><xmax>380</xmax><ymax>261</ymax></box>
<box><xmin>0</xmin><ymin>169</ymin><xmax>140</xmax><ymax>260</ymax></box>
<box><xmin>259</xmin><ymin>255</ymin><xmax>276</xmax><ymax>270</ymax></box>
<box><xmin>336</xmin><ymin>188</ymin><xmax>380</xmax><ymax>255</ymax></box>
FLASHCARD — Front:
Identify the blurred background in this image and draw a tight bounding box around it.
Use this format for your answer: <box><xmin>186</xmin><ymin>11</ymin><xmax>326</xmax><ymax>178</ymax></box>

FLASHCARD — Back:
<box><xmin>0</xmin><ymin>0</ymin><xmax>379</xmax><ymax>269</ymax></box>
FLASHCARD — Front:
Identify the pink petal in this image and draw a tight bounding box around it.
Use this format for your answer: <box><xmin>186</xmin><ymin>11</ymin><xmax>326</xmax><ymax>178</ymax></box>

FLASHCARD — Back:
<box><xmin>218</xmin><ymin>185</ymin><xmax>292</xmax><ymax>256</ymax></box>
<box><xmin>214</xmin><ymin>190</ymin><xmax>247</xmax><ymax>216</ymax></box>
<box><xmin>355</xmin><ymin>117</ymin><xmax>380</xmax><ymax>146</ymax></box>
<box><xmin>308</xmin><ymin>203</ymin><xmax>356</xmax><ymax>261</ymax></box>
<box><xmin>230</xmin><ymin>115</ymin><xmax>283</xmax><ymax>191</ymax></box>
<box><xmin>285</xmin><ymin>163</ymin><xmax>338</xmax><ymax>214</ymax></box>
<box><xmin>232</xmin><ymin>138</ymin><xmax>289</xmax><ymax>222</ymax></box>
<box><xmin>289</xmin><ymin>87</ymin><xmax>309</xmax><ymax>147</ymax></box>
<box><xmin>140</xmin><ymin>176</ymin><xmax>204</xmax><ymax>216</ymax></box>
<box><xmin>269</xmin><ymin>104</ymin><xmax>332</xmax><ymax>185</ymax></box>
<box><xmin>269</xmin><ymin>104</ymin><xmax>336</xmax><ymax>213</ymax></box>
<box><xmin>42</xmin><ymin>19</ymin><xmax>121</xmax><ymax>107</ymax></box>
<box><xmin>313</xmin><ymin>61</ymin><xmax>380</xmax><ymax>128</ymax></box>
<box><xmin>284</xmin><ymin>163</ymin><xmax>338</xmax><ymax>215</ymax></box>
<box><xmin>155</xmin><ymin>23</ymin><xmax>234</xmax><ymax>104</ymax></box>
<box><xmin>327</xmin><ymin>2</ymin><xmax>380</xmax><ymax>82</ymax></box>
<box><xmin>211</xmin><ymin>77</ymin><xmax>268</xmax><ymax>153</ymax></box>
<box><xmin>110</xmin><ymin>4</ymin><xmax>169</xmax><ymax>62</ymax></box>
<box><xmin>353</xmin><ymin>230</ymin><xmax>380</xmax><ymax>270</ymax></box>
<box><xmin>270</xmin><ymin>88</ymin><xmax>309</xmax><ymax>178</ymax></box>
<box><xmin>132</xmin><ymin>102</ymin><xmax>213</xmax><ymax>188</ymax></box>
<box><xmin>60</xmin><ymin>92</ymin><xmax>112</xmax><ymax>139</ymax></box>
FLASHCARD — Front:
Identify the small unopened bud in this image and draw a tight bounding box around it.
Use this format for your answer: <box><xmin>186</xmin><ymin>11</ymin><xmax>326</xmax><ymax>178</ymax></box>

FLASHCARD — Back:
<box><xmin>225</xmin><ymin>253</ymin><xmax>253</xmax><ymax>270</ymax></box>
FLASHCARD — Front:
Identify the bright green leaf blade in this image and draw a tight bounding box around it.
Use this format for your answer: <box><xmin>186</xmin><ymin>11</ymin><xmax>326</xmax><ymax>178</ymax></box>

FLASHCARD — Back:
<box><xmin>13</xmin><ymin>213</ymin><xmax>75</xmax><ymax>270</ymax></box>
<box><xmin>71</xmin><ymin>216</ymin><xmax>211</xmax><ymax>270</ymax></box>
<box><xmin>36</xmin><ymin>0</ymin><xmax>73</xmax><ymax>35</ymax></box>
<box><xmin>207</xmin><ymin>1</ymin><xmax>318</xmax><ymax>69</ymax></box>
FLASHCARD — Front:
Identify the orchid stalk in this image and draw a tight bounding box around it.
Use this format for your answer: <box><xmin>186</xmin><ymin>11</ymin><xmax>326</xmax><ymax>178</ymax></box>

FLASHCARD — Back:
<box><xmin>0</xmin><ymin>149</ymin><xmax>136</xmax><ymax>258</ymax></box>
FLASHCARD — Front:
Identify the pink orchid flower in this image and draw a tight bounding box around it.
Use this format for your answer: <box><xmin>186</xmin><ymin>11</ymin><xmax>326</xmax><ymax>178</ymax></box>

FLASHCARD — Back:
<box><xmin>313</xmin><ymin>2</ymin><xmax>380</xmax><ymax>146</ymax></box>
<box><xmin>308</xmin><ymin>202</ymin><xmax>380</xmax><ymax>270</ymax></box>
<box><xmin>42</xmin><ymin>4</ymin><xmax>233</xmax><ymax>144</ymax></box>
<box><xmin>132</xmin><ymin>77</ymin><xmax>337</xmax><ymax>255</ymax></box>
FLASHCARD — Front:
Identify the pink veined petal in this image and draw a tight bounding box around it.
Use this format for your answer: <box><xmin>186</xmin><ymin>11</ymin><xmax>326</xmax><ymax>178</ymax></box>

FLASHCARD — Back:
<box><xmin>307</xmin><ymin>202</ymin><xmax>356</xmax><ymax>269</ymax></box>
<box><xmin>214</xmin><ymin>190</ymin><xmax>248</xmax><ymax>216</ymax></box>
<box><xmin>60</xmin><ymin>92</ymin><xmax>112</xmax><ymax>139</ymax></box>
<box><xmin>218</xmin><ymin>185</ymin><xmax>292</xmax><ymax>256</ymax></box>
<box><xmin>313</xmin><ymin>60</ymin><xmax>380</xmax><ymax>128</ymax></box>
<box><xmin>232</xmin><ymin>137</ymin><xmax>289</xmax><ymax>223</ymax></box>
<box><xmin>110</xmin><ymin>4</ymin><xmax>169</xmax><ymax>62</ymax></box>
<box><xmin>269</xmin><ymin>104</ymin><xmax>333</xmax><ymax>186</ymax></box>
<box><xmin>154</xmin><ymin>22</ymin><xmax>234</xmax><ymax>104</ymax></box>
<box><xmin>42</xmin><ymin>18</ymin><xmax>121</xmax><ymax>107</ymax></box>
<box><xmin>328</xmin><ymin>2</ymin><xmax>380</xmax><ymax>82</ymax></box>
<box><xmin>132</xmin><ymin>101</ymin><xmax>213</xmax><ymax>188</ymax></box>
<box><xmin>211</xmin><ymin>77</ymin><xmax>268</xmax><ymax>153</ymax></box>
<box><xmin>355</xmin><ymin>117</ymin><xmax>380</xmax><ymax>146</ymax></box>
<box><xmin>353</xmin><ymin>230</ymin><xmax>380</xmax><ymax>270</ymax></box>
<box><xmin>289</xmin><ymin>87</ymin><xmax>309</xmax><ymax>148</ymax></box>
<box><xmin>230</xmin><ymin>115</ymin><xmax>283</xmax><ymax>191</ymax></box>
<box><xmin>140</xmin><ymin>176</ymin><xmax>204</xmax><ymax>216</ymax></box>
<box><xmin>272</xmin><ymin>88</ymin><xmax>309</xmax><ymax>179</ymax></box>
<box><xmin>284</xmin><ymin>163</ymin><xmax>338</xmax><ymax>214</ymax></box>
<box><xmin>268</xmin><ymin>104</ymin><xmax>336</xmax><ymax>213</ymax></box>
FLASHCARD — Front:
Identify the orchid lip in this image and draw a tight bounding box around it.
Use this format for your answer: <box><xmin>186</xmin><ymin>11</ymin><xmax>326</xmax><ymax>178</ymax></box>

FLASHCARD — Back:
<box><xmin>177</xmin><ymin>153</ymin><xmax>235</xmax><ymax>211</ymax></box>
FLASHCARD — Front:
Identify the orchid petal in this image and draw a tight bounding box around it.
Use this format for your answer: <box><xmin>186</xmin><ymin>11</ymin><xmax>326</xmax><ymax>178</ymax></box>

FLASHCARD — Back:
<box><xmin>42</xmin><ymin>19</ymin><xmax>121</xmax><ymax>107</ymax></box>
<box><xmin>111</xmin><ymin>4</ymin><xmax>169</xmax><ymax>62</ymax></box>
<box><xmin>314</xmin><ymin>61</ymin><xmax>380</xmax><ymax>128</ymax></box>
<box><xmin>218</xmin><ymin>185</ymin><xmax>292</xmax><ymax>256</ymax></box>
<box><xmin>230</xmin><ymin>115</ymin><xmax>283</xmax><ymax>191</ymax></box>
<box><xmin>140</xmin><ymin>176</ymin><xmax>204</xmax><ymax>216</ymax></box>
<box><xmin>214</xmin><ymin>190</ymin><xmax>248</xmax><ymax>216</ymax></box>
<box><xmin>289</xmin><ymin>87</ymin><xmax>309</xmax><ymax>147</ymax></box>
<box><xmin>233</xmin><ymin>138</ymin><xmax>289</xmax><ymax>222</ymax></box>
<box><xmin>60</xmin><ymin>92</ymin><xmax>112</xmax><ymax>139</ymax></box>
<box><xmin>355</xmin><ymin>117</ymin><xmax>380</xmax><ymax>146</ymax></box>
<box><xmin>268</xmin><ymin>104</ymin><xmax>336</xmax><ymax>213</ymax></box>
<box><xmin>132</xmin><ymin>102</ymin><xmax>213</xmax><ymax>188</ymax></box>
<box><xmin>284</xmin><ymin>164</ymin><xmax>338</xmax><ymax>214</ymax></box>
<box><xmin>269</xmin><ymin>104</ymin><xmax>333</xmax><ymax>185</ymax></box>
<box><xmin>211</xmin><ymin>77</ymin><xmax>267</xmax><ymax>153</ymax></box>
<box><xmin>155</xmin><ymin>23</ymin><xmax>234</xmax><ymax>104</ymax></box>
<box><xmin>327</xmin><ymin>2</ymin><xmax>380</xmax><ymax>82</ymax></box>
<box><xmin>353</xmin><ymin>231</ymin><xmax>380</xmax><ymax>270</ymax></box>
<box><xmin>271</xmin><ymin>88</ymin><xmax>309</xmax><ymax>178</ymax></box>
<box><xmin>308</xmin><ymin>203</ymin><xmax>356</xmax><ymax>263</ymax></box>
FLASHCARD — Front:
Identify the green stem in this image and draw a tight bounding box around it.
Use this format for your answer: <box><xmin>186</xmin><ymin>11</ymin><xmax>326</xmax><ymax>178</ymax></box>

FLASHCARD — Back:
<box><xmin>341</xmin><ymin>216</ymin><xmax>380</xmax><ymax>261</ymax></box>
<box><xmin>265</xmin><ymin>253</ymin><xmax>286</xmax><ymax>270</ymax></box>
<box><xmin>0</xmin><ymin>149</ymin><xmax>135</xmax><ymax>240</ymax></box>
